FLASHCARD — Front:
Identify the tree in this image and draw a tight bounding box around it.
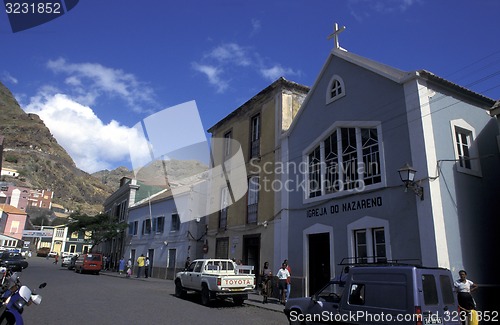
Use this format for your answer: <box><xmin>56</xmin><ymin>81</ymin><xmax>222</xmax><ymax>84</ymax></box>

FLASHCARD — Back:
<box><xmin>67</xmin><ymin>212</ymin><xmax>128</xmax><ymax>250</ymax></box>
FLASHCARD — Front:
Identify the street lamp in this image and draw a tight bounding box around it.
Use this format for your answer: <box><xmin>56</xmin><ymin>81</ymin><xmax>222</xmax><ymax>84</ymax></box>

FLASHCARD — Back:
<box><xmin>398</xmin><ymin>163</ymin><xmax>424</xmax><ymax>200</ymax></box>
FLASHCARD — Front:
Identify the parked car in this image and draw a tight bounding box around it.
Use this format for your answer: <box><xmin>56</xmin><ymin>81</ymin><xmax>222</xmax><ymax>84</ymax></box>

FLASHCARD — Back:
<box><xmin>0</xmin><ymin>251</ymin><xmax>29</xmax><ymax>272</ymax></box>
<box><xmin>74</xmin><ymin>253</ymin><xmax>102</xmax><ymax>275</ymax></box>
<box><xmin>47</xmin><ymin>251</ymin><xmax>58</xmax><ymax>258</ymax></box>
<box><xmin>66</xmin><ymin>254</ymin><xmax>79</xmax><ymax>270</ymax></box>
<box><xmin>36</xmin><ymin>247</ymin><xmax>50</xmax><ymax>257</ymax></box>
<box><xmin>284</xmin><ymin>263</ymin><xmax>460</xmax><ymax>325</ymax></box>
<box><xmin>61</xmin><ymin>256</ymin><xmax>72</xmax><ymax>267</ymax></box>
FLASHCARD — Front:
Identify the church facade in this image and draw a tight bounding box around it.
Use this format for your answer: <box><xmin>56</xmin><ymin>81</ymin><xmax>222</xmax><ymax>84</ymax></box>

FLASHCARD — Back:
<box><xmin>279</xmin><ymin>41</ymin><xmax>499</xmax><ymax>309</ymax></box>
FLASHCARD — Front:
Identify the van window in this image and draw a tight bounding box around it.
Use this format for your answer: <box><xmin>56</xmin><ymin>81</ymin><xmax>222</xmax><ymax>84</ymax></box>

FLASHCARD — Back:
<box><xmin>348</xmin><ymin>284</ymin><xmax>365</xmax><ymax>305</ymax></box>
<box><xmin>439</xmin><ymin>275</ymin><xmax>455</xmax><ymax>305</ymax></box>
<box><xmin>421</xmin><ymin>274</ymin><xmax>438</xmax><ymax>305</ymax></box>
<box><xmin>86</xmin><ymin>254</ymin><xmax>101</xmax><ymax>261</ymax></box>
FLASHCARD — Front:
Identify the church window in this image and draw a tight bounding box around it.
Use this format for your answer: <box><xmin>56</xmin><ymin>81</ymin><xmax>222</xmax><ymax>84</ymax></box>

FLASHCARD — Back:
<box><xmin>326</xmin><ymin>75</ymin><xmax>345</xmax><ymax>104</ymax></box>
<box><xmin>306</xmin><ymin>125</ymin><xmax>383</xmax><ymax>199</ymax></box>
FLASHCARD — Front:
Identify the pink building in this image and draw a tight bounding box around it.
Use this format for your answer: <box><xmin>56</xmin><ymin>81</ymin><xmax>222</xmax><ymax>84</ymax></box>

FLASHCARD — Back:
<box><xmin>0</xmin><ymin>204</ymin><xmax>28</xmax><ymax>240</ymax></box>
<box><xmin>0</xmin><ymin>185</ymin><xmax>30</xmax><ymax>211</ymax></box>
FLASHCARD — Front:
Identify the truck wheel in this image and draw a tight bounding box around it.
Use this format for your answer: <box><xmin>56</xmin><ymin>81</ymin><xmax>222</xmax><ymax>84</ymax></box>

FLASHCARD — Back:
<box><xmin>201</xmin><ymin>286</ymin><xmax>211</xmax><ymax>306</ymax></box>
<box><xmin>233</xmin><ymin>296</ymin><xmax>244</xmax><ymax>306</ymax></box>
<box><xmin>175</xmin><ymin>280</ymin><xmax>186</xmax><ymax>298</ymax></box>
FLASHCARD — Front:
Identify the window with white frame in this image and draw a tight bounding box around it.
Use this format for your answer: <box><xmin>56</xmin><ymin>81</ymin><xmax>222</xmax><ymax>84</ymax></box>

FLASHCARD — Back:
<box><xmin>308</xmin><ymin>146</ymin><xmax>321</xmax><ymax>198</ymax></box>
<box><xmin>353</xmin><ymin>227</ymin><xmax>387</xmax><ymax>263</ymax></box>
<box><xmin>348</xmin><ymin>217</ymin><xmax>390</xmax><ymax>264</ymax></box>
<box><xmin>326</xmin><ymin>74</ymin><xmax>346</xmax><ymax>104</ymax></box>
<box><xmin>450</xmin><ymin>119</ymin><xmax>481</xmax><ymax>177</ymax></box>
<box><xmin>247</xmin><ymin>176</ymin><xmax>259</xmax><ymax>224</ymax></box>
<box><xmin>306</xmin><ymin>125</ymin><xmax>382</xmax><ymax>199</ymax></box>
<box><xmin>456</xmin><ymin>128</ymin><xmax>472</xmax><ymax>169</ymax></box>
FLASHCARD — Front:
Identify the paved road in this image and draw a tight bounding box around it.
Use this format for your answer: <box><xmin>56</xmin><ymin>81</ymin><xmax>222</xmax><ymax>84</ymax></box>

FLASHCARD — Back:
<box><xmin>15</xmin><ymin>257</ymin><xmax>288</xmax><ymax>325</ymax></box>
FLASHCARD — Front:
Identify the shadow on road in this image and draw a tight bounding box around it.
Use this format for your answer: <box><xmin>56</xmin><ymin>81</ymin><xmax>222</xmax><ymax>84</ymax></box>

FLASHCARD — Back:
<box><xmin>170</xmin><ymin>293</ymin><xmax>246</xmax><ymax>309</ymax></box>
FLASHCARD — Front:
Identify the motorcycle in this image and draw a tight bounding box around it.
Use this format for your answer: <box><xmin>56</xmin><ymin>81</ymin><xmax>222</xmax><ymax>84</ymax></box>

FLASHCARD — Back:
<box><xmin>0</xmin><ymin>267</ymin><xmax>46</xmax><ymax>325</ymax></box>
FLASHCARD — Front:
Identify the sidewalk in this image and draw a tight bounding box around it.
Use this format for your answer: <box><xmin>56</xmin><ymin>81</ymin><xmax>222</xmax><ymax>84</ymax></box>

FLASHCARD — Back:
<box><xmin>100</xmin><ymin>270</ymin><xmax>285</xmax><ymax>313</ymax></box>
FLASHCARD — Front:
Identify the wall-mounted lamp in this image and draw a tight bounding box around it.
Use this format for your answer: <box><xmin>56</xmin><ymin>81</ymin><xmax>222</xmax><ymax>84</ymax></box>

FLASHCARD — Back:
<box><xmin>398</xmin><ymin>163</ymin><xmax>424</xmax><ymax>200</ymax></box>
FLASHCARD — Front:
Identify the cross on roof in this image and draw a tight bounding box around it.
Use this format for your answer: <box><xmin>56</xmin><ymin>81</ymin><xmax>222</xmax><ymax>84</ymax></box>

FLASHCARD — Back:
<box><xmin>327</xmin><ymin>23</ymin><xmax>346</xmax><ymax>49</ymax></box>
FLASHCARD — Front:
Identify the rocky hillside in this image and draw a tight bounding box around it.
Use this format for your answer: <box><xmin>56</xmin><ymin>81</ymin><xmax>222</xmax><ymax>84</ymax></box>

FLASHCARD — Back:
<box><xmin>0</xmin><ymin>81</ymin><xmax>114</xmax><ymax>215</ymax></box>
<box><xmin>92</xmin><ymin>160</ymin><xmax>210</xmax><ymax>191</ymax></box>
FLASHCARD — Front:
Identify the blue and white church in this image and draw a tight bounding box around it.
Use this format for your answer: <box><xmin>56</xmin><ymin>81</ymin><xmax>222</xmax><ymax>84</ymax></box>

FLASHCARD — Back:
<box><xmin>276</xmin><ymin>24</ymin><xmax>499</xmax><ymax>309</ymax></box>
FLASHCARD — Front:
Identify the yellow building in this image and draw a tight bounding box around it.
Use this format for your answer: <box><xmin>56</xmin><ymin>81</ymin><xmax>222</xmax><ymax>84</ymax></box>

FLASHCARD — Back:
<box><xmin>206</xmin><ymin>77</ymin><xmax>308</xmax><ymax>276</ymax></box>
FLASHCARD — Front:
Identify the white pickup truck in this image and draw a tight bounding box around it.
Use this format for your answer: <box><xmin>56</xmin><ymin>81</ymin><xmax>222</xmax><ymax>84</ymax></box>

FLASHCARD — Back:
<box><xmin>174</xmin><ymin>259</ymin><xmax>255</xmax><ymax>306</ymax></box>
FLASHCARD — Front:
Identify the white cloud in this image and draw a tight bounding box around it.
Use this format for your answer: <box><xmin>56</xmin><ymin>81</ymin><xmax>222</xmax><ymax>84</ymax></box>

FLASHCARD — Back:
<box><xmin>193</xmin><ymin>42</ymin><xmax>300</xmax><ymax>92</ymax></box>
<box><xmin>46</xmin><ymin>58</ymin><xmax>157</xmax><ymax>113</ymax></box>
<box><xmin>348</xmin><ymin>0</ymin><xmax>419</xmax><ymax>21</ymax></box>
<box><xmin>24</xmin><ymin>91</ymin><xmax>150</xmax><ymax>173</ymax></box>
<box><xmin>205</xmin><ymin>43</ymin><xmax>252</xmax><ymax>67</ymax></box>
<box><xmin>260</xmin><ymin>65</ymin><xmax>301</xmax><ymax>82</ymax></box>
<box><xmin>2</xmin><ymin>72</ymin><xmax>18</xmax><ymax>84</ymax></box>
<box><xmin>192</xmin><ymin>63</ymin><xmax>228</xmax><ymax>93</ymax></box>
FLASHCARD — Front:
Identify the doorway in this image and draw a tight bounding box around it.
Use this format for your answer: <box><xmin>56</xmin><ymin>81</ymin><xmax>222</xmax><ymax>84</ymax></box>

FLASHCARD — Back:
<box><xmin>243</xmin><ymin>235</ymin><xmax>260</xmax><ymax>275</ymax></box>
<box><xmin>308</xmin><ymin>232</ymin><xmax>331</xmax><ymax>296</ymax></box>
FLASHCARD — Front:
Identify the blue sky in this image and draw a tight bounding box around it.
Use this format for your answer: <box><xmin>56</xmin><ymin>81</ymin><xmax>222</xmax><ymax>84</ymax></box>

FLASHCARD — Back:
<box><xmin>1</xmin><ymin>0</ymin><xmax>499</xmax><ymax>173</ymax></box>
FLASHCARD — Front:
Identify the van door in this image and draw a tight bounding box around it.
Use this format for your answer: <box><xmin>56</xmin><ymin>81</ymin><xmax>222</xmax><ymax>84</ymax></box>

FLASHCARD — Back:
<box><xmin>418</xmin><ymin>270</ymin><xmax>460</xmax><ymax>325</ymax></box>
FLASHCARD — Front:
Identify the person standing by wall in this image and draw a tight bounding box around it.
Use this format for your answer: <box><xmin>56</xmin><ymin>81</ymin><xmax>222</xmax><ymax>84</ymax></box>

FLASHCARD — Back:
<box><xmin>144</xmin><ymin>256</ymin><xmax>150</xmax><ymax>278</ymax></box>
<box><xmin>118</xmin><ymin>257</ymin><xmax>125</xmax><ymax>275</ymax></box>
<box><xmin>136</xmin><ymin>254</ymin><xmax>145</xmax><ymax>278</ymax></box>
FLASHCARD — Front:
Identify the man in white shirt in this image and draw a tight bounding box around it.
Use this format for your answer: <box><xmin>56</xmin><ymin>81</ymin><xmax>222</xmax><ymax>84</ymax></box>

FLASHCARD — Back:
<box><xmin>276</xmin><ymin>263</ymin><xmax>290</xmax><ymax>305</ymax></box>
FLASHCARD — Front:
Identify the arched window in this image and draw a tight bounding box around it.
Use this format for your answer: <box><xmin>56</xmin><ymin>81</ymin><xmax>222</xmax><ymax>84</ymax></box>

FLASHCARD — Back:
<box><xmin>326</xmin><ymin>74</ymin><xmax>345</xmax><ymax>104</ymax></box>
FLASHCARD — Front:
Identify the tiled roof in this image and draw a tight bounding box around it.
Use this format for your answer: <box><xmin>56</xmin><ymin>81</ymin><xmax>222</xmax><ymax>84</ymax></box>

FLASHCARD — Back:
<box><xmin>0</xmin><ymin>204</ymin><xmax>27</xmax><ymax>215</ymax></box>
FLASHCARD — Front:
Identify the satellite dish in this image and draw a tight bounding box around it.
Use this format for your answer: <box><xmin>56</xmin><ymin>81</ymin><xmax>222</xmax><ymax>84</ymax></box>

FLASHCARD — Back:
<box><xmin>163</xmin><ymin>241</ymin><xmax>168</xmax><ymax>246</ymax></box>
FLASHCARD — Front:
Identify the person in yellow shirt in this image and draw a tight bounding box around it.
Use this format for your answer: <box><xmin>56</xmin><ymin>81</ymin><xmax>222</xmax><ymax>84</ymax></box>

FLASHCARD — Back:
<box><xmin>136</xmin><ymin>254</ymin><xmax>145</xmax><ymax>278</ymax></box>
